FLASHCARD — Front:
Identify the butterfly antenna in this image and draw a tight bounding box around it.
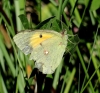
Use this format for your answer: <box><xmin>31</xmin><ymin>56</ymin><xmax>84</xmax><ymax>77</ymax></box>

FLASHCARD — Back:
<box><xmin>67</xmin><ymin>38</ymin><xmax>76</xmax><ymax>45</ymax></box>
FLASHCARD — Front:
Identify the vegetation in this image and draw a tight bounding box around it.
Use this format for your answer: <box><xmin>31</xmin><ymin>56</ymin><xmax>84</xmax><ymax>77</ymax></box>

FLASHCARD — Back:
<box><xmin>0</xmin><ymin>0</ymin><xmax>100</xmax><ymax>93</ymax></box>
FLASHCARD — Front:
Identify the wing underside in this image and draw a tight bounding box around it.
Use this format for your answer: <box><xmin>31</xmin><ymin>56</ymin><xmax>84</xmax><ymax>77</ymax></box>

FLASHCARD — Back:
<box><xmin>30</xmin><ymin>36</ymin><xmax>67</xmax><ymax>74</ymax></box>
<box><xmin>13</xmin><ymin>30</ymin><xmax>67</xmax><ymax>74</ymax></box>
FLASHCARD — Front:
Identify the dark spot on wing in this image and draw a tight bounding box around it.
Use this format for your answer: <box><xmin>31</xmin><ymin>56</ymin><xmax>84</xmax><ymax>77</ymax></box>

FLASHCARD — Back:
<box><xmin>39</xmin><ymin>34</ymin><xmax>42</xmax><ymax>38</ymax></box>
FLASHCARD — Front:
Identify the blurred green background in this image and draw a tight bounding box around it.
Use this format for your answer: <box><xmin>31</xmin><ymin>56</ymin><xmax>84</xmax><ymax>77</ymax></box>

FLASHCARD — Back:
<box><xmin>0</xmin><ymin>0</ymin><xmax>100</xmax><ymax>93</ymax></box>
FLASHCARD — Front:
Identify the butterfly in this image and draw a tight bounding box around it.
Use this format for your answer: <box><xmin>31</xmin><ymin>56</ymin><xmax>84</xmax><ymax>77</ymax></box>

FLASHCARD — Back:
<box><xmin>13</xmin><ymin>30</ymin><xmax>68</xmax><ymax>74</ymax></box>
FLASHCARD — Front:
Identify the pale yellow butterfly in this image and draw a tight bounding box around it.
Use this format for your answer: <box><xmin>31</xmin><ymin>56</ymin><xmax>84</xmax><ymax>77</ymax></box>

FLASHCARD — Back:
<box><xmin>13</xmin><ymin>30</ymin><xmax>68</xmax><ymax>74</ymax></box>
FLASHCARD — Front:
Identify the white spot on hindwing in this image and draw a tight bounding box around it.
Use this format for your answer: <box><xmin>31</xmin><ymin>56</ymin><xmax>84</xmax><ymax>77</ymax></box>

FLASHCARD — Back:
<box><xmin>44</xmin><ymin>50</ymin><xmax>49</xmax><ymax>55</ymax></box>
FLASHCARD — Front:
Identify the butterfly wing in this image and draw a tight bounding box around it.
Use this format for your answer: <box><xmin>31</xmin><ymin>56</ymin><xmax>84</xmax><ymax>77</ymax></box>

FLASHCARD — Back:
<box><xmin>29</xmin><ymin>31</ymin><xmax>67</xmax><ymax>74</ymax></box>
<box><xmin>13</xmin><ymin>30</ymin><xmax>34</xmax><ymax>55</ymax></box>
<box><xmin>13</xmin><ymin>30</ymin><xmax>68</xmax><ymax>74</ymax></box>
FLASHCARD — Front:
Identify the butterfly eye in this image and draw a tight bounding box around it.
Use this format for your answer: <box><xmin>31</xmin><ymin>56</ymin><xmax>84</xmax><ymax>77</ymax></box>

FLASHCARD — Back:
<box><xmin>39</xmin><ymin>34</ymin><xmax>42</xmax><ymax>38</ymax></box>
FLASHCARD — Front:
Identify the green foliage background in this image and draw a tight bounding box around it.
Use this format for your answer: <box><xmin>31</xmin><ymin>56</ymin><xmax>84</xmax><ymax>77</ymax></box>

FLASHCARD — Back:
<box><xmin>0</xmin><ymin>0</ymin><xmax>100</xmax><ymax>93</ymax></box>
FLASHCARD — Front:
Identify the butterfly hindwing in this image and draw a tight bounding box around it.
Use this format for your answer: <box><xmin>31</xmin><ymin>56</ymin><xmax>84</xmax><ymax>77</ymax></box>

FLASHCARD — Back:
<box><xmin>29</xmin><ymin>31</ymin><xmax>67</xmax><ymax>74</ymax></box>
